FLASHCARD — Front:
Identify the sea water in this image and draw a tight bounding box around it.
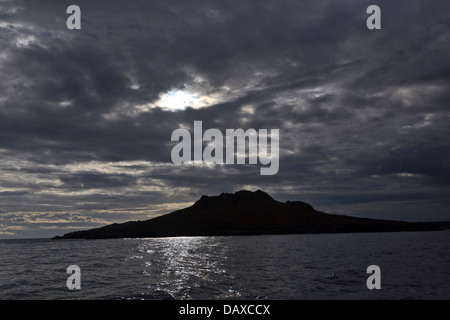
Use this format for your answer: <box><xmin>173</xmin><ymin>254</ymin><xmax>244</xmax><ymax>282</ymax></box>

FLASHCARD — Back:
<box><xmin>1</xmin><ymin>230</ymin><xmax>449</xmax><ymax>300</ymax></box>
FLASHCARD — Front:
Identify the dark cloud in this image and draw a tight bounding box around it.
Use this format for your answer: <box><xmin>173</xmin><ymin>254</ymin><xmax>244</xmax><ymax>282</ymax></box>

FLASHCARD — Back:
<box><xmin>0</xmin><ymin>0</ymin><xmax>449</xmax><ymax>237</ymax></box>
<box><xmin>58</xmin><ymin>172</ymin><xmax>137</xmax><ymax>189</ymax></box>
<box><xmin>0</xmin><ymin>191</ymin><xmax>29</xmax><ymax>196</ymax></box>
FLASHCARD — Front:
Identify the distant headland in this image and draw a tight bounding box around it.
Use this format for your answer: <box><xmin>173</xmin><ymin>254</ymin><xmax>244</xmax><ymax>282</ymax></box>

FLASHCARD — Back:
<box><xmin>53</xmin><ymin>190</ymin><xmax>450</xmax><ymax>240</ymax></box>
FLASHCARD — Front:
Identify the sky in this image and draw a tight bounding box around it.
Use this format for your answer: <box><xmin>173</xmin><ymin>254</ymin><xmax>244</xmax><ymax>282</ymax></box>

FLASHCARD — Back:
<box><xmin>0</xmin><ymin>0</ymin><xmax>449</xmax><ymax>238</ymax></box>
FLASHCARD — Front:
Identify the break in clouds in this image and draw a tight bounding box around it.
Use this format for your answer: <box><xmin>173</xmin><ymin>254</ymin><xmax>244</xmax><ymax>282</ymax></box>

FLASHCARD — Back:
<box><xmin>0</xmin><ymin>0</ymin><xmax>449</xmax><ymax>238</ymax></box>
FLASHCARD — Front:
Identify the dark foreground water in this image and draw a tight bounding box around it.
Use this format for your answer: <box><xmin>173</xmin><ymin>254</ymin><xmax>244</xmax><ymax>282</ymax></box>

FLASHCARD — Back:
<box><xmin>1</xmin><ymin>231</ymin><xmax>449</xmax><ymax>300</ymax></box>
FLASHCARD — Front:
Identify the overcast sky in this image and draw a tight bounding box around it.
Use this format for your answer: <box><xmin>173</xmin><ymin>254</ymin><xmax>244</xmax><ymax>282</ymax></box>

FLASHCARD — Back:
<box><xmin>0</xmin><ymin>0</ymin><xmax>449</xmax><ymax>238</ymax></box>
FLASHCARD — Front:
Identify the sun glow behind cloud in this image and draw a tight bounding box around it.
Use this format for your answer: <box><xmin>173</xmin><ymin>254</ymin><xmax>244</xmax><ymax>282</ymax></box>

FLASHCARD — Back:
<box><xmin>134</xmin><ymin>87</ymin><xmax>226</xmax><ymax>112</ymax></box>
<box><xmin>157</xmin><ymin>89</ymin><xmax>199</xmax><ymax>111</ymax></box>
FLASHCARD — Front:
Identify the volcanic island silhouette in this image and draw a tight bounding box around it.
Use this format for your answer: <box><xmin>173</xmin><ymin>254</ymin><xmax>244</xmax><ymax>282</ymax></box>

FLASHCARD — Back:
<box><xmin>53</xmin><ymin>190</ymin><xmax>450</xmax><ymax>239</ymax></box>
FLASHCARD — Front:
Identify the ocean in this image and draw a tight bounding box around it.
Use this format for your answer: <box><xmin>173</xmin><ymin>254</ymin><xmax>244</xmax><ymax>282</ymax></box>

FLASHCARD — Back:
<box><xmin>1</xmin><ymin>230</ymin><xmax>449</xmax><ymax>300</ymax></box>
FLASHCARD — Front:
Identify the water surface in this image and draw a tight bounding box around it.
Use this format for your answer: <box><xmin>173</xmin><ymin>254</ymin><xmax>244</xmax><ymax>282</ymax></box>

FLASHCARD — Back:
<box><xmin>1</xmin><ymin>231</ymin><xmax>449</xmax><ymax>299</ymax></box>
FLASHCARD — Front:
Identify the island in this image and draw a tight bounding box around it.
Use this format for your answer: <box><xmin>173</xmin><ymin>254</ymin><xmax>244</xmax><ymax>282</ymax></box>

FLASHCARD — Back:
<box><xmin>53</xmin><ymin>190</ymin><xmax>450</xmax><ymax>239</ymax></box>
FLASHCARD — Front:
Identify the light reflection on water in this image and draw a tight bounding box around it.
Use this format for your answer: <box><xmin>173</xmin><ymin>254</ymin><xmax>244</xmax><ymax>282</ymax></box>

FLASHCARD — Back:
<box><xmin>0</xmin><ymin>231</ymin><xmax>449</xmax><ymax>299</ymax></box>
<box><xmin>132</xmin><ymin>237</ymin><xmax>233</xmax><ymax>299</ymax></box>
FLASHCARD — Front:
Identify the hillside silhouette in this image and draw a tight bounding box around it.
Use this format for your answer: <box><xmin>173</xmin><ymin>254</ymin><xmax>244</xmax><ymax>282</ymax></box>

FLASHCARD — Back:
<box><xmin>53</xmin><ymin>190</ymin><xmax>450</xmax><ymax>239</ymax></box>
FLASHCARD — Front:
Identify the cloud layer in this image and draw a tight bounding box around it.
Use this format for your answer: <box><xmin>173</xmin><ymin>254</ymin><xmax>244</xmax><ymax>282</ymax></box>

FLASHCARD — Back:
<box><xmin>1</xmin><ymin>0</ymin><xmax>449</xmax><ymax>237</ymax></box>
